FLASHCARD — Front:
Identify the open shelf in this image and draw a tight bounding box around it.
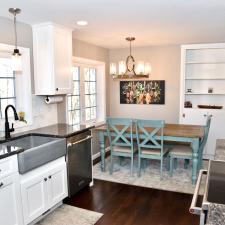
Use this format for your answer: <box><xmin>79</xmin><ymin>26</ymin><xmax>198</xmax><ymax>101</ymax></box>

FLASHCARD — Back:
<box><xmin>186</xmin><ymin>61</ymin><xmax>225</xmax><ymax>64</ymax></box>
<box><xmin>185</xmin><ymin>93</ymin><xmax>225</xmax><ymax>95</ymax></box>
<box><xmin>185</xmin><ymin>77</ymin><xmax>225</xmax><ymax>80</ymax></box>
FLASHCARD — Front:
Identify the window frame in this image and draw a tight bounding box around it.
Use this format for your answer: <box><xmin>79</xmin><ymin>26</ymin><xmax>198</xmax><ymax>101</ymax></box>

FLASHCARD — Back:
<box><xmin>67</xmin><ymin>67</ymin><xmax>81</xmax><ymax>126</ymax></box>
<box><xmin>0</xmin><ymin>55</ymin><xmax>17</xmax><ymax>119</ymax></box>
<box><xmin>67</xmin><ymin>63</ymin><xmax>98</xmax><ymax>125</ymax></box>
<box><xmin>84</xmin><ymin>67</ymin><xmax>97</xmax><ymax>122</ymax></box>
<box><xmin>0</xmin><ymin>43</ymin><xmax>32</xmax><ymax>129</ymax></box>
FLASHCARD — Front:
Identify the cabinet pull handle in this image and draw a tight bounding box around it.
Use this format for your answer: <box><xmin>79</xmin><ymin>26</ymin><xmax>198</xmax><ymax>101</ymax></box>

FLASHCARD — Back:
<box><xmin>48</xmin><ymin>175</ymin><xmax>52</xmax><ymax>179</ymax></box>
<box><xmin>44</xmin><ymin>178</ymin><xmax>47</xmax><ymax>182</ymax></box>
<box><xmin>67</xmin><ymin>135</ymin><xmax>93</xmax><ymax>147</ymax></box>
<box><xmin>204</xmin><ymin>114</ymin><xmax>213</xmax><ymax>118</ymax></box>
<box><xmin>0</xmin><ymin>169</ymin><xmax>2</xmax><ymax>172</ymax></box>
<box><xmin>0</xmin><ymin>182</ymin><xmax>3</xmax><ymax>187</ymax></box>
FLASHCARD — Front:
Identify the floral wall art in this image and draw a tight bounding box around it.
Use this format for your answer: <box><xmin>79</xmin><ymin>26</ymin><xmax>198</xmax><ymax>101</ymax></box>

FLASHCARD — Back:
<box><xmin>120</xmin><ymin>80</ymin><xmax>165</xmax><ymax>104</ymax></box>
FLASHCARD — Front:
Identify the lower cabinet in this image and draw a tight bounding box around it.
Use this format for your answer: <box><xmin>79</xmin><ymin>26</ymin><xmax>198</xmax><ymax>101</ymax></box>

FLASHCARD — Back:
<box><xmin>180</xmin><ymin>108</ymin><xmax>225</xmax><ymax>159</ymax></box>
<box><xmin>0</xmin><ymin>173</ymin><xmax>23</xmax><ymax>225</ymax></box>
<box><xmin>47</xmin><ymin>163</ymin><xmax>68</xmax><ymax>208</ymax></box>
<box><xmin>20</xmin><ymin>157</ymin><xmax>68</xmax><ymax>225</ymax></box>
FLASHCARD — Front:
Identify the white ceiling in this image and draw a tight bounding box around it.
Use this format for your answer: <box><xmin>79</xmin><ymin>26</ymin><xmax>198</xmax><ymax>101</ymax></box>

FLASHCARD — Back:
<box><xmin>1</xmin><ymin>0</ymin><xmax>225</xmax><ymax>49</ymax></box>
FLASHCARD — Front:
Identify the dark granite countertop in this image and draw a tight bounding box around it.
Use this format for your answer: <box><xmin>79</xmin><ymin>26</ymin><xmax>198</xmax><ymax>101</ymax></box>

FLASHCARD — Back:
<box><xmin>0</xmin><ymin>145</ymin><xmax>24</xmax><ymax>160</ymax></box>
<box><xmin>0</xmin><ymin>123</ymin><xmax>94</xmax><ymax>159</ymax></box>
<box><xmin>206</xmin><ymin>203</ymin><xmax>225</xmax><ymax>225</ymax></box>
<box><xmin>29</xmin><ymin>123</ymin><xmax>95</xmax><ymax>138</ymax></box>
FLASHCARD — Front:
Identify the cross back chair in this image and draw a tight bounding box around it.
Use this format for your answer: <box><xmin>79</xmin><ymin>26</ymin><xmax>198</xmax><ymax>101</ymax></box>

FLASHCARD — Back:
<box><xmin>135</xmin><ymin>119</ymin><xmax>168</xmax><ymax>178</ymax></box>
<box><xmin>106</xmin><ymin>117</ymin><xmax>137</xmax><ymax>175</ymax></box>
<box><xmin>169</xmin><ymin>115</ymin><xmax>211</xmax><ymax>176</ymax></box>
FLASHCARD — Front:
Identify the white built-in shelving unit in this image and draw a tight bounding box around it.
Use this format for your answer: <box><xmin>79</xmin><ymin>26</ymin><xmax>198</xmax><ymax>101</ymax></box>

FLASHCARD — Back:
<box><xmin>179</xmin><ymin>43</ymin><xmax>225</xmax><ymax>159</ymax></box>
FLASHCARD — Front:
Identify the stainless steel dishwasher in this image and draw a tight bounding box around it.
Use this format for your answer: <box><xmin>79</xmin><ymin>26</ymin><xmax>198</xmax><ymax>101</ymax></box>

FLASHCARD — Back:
<box><xmin>66</xmin><ymin>130</ymin><xmax>93</xmax><ymax>197</ymax></box>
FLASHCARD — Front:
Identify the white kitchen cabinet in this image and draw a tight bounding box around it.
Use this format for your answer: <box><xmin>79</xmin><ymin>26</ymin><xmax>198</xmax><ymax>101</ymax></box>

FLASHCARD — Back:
<box><xmin>47</xmin><ymin>163</ymin><xmax>68</xmax><ymax>208</ymax></box>
<box><xmin>20</xmin><ymin>157</ymin><xmax>68</xmax><ymax>225</ymax></box>
<box><xmin>33</xmin><ymin>22</ymin><xmax>73</xmax><ymax>95</ymax></box>
<box><xmin>0</xmin><ymin>156</ymin><xmax>23</xmax><ymax>225</ymax></box>
<box><xmin>180</xmin><ymin>108</ymin><xmax>207</xmax><ymax>125</ymax></box>
<box><xmin>180</xmin><ymin>43</ymin><xmax>225</xmax><ymax>159</ymax></box>
<box><xmin>20</xmin><ymin>172</ymin><xmax>48</xmax><ymax>224</ymax></box>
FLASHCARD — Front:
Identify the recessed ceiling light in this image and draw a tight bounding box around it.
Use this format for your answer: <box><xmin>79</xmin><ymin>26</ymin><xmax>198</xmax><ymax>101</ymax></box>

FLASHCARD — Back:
<box><xmin>77</xmin><ymin>20</ymin><xmax>88</xmax><ymax>26</ymax></box>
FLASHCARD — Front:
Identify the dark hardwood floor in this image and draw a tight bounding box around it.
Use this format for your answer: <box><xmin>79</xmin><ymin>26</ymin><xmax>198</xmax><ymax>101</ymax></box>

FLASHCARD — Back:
<box><xmin>64</xmin><ymin>179</ymin><xmax>199</xmax><ymax>225</ymax></box>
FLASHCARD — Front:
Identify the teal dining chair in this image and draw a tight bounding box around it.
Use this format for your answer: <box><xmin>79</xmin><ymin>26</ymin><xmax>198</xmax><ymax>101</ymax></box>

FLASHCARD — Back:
<box><xmin>135</xmin><ymin>119</ymin><xmax>168</xmax><ymax>178</ymax></box>
<box><xmin>168</xmin><ymin>115</ymin><xmax>211</xmax><ymax>176</ymax></box>
<box><xmin>106</xmin><ymin>117</ymin><xmax>137</xmax><ymax>175</ymax></box>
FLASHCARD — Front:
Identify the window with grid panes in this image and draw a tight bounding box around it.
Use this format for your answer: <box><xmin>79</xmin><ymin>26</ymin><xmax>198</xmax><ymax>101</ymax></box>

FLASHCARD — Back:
<box><xmin>67</xmin><ymin>67</ymin><xmax>81</xmax><ymax>125</ymax></box>
<box><xmin>84</xmin><ymin>67</ymin><xmax>97</xmax><ymax>121</ymax></box>
<box><xmin>0</xmin><ymin>57</ymin><xmax>16</xmax><ymax>119</ymax></box>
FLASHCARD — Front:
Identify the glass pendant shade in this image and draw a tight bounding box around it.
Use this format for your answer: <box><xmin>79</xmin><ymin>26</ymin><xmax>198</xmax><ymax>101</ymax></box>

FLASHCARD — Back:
<box><xmin>12</xmin><ymin>49</ymin><xmax>22</xmax><ymax>72</ymax></box>
<box><xmin>118</xmin><ymin>61</ymin><xmax>126</xmax><ymax>75</ymax></box>
<box><xmin>144</xmin><ymin>63</ymin><xmax>151</xmax><ymax>75</ymax></box>
<box><xmin>110</xmin><ymin>63</ymin><xmax>117</xmax><ymax>75</ymax></box>
<box><xmin>136</xmin><ymin>61</ymin><xmax>145</xmax><ymax>75</ymax></box>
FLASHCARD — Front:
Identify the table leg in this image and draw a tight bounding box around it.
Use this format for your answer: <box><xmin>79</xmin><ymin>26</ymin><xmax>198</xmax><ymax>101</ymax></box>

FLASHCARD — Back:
<box><xmin>197</xmin><ymin>145</ymin><xmax>203</xmax><ymax>171</ymax></box>
<box><xmin>192</xmin><ymin>138</ymin><xmax>200</xmax><ymax>185</ymax></box>
<box><xmin>99</xmin><ymin>131</ymin><xmax>106</xmax><ymax>172</ymax></box>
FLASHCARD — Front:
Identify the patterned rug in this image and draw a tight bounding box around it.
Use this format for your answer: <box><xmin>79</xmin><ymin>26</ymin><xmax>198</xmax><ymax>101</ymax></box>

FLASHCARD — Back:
<box><xmin>93</xmin><ymin>157</ymin><xmax>207</xmax><ymax>195</ymax></box>
<box><xmin>36</xmin><ymin>204</ymin><xmax>103</xmax><ymax>225</ymax></box>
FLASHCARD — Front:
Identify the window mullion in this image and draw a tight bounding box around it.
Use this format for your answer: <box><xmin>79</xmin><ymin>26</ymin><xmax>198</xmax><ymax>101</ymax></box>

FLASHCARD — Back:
<box><xmin>80</xmin><ymin>65</ymin><xmax>85</xmax><ymax>124</ymax></box>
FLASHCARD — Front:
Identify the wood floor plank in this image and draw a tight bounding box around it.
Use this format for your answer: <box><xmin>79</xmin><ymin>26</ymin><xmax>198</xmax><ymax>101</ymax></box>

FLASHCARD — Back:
<box><xmin>64</xmin><ymin>179</ymin><xmax>199</xmax><ymax>225</ymax></box>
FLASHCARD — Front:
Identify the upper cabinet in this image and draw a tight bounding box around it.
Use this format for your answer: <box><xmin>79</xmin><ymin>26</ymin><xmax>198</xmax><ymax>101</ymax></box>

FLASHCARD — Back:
<box><xmin>33</xmin><ymin>22</ymin><xmax>73</xmax><ymax>95</ymax></box>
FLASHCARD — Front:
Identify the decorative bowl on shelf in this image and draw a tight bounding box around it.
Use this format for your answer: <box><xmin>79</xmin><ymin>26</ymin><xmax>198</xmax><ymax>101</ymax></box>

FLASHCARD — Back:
<box><xmin>197</xmin><ymin>105</ymin><xmax>223</xmax><ymax>109</ymax></box>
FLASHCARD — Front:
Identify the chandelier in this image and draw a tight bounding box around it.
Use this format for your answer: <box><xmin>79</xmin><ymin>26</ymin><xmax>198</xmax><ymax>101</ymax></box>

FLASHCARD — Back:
<box><xmin>110</xmin><ymin>37</ymin><xmax>151</xmax><ymax>79</ymax></box>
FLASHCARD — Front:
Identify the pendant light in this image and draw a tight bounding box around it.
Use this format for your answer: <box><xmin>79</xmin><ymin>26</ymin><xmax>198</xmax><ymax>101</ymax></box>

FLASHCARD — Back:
<box><xmin>110</xmin><ymin>37</ymin><xmax>151</xmax><ymax>79</ymax></box>
<box><xmin>9</xmin><ymin>8</ymin><xmax>22</xmax><ymax>72</ymax></box>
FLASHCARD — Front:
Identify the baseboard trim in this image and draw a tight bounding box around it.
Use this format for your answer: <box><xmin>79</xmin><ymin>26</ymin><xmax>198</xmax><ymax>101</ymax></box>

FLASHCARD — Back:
<box><xmin>92</xmin><ymin>148</ymin><xmax>110</xmax><ymax>165</ymax></box>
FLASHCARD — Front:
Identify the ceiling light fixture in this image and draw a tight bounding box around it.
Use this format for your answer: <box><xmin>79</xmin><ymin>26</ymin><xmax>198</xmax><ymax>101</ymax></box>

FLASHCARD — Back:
<box><xmin>110</xmin><ymin>37</ymin><xmax>151</xmax><ymax>79</ymax></box>
<box><xmin>77</xmin><ymin>20</ymin><xmax>88</xmax><ymax>26</ymax></box>
<box><xmin>9</xmin><ymin>8</ymin><xmax>22</xmax><ymax>73</ymax></box>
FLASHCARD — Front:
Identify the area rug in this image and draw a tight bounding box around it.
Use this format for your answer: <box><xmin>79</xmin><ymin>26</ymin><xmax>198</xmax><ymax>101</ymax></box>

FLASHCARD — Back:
<box><xmin>93</xmin><ymin>157</ymin><xmax>207</xmax><ymax>195</ymax></box>
<box><xmin>36</xmin><ymin>204</ymin><xmax>103</xmax><ymax>225</ymax></box>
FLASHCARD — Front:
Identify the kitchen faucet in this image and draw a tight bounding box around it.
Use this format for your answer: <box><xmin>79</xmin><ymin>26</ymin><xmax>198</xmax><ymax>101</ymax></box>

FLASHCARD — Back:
<box><xmin>5</xmin><ymin>105</ymin><xmax>19</xmax><ymax>139</ymax></box>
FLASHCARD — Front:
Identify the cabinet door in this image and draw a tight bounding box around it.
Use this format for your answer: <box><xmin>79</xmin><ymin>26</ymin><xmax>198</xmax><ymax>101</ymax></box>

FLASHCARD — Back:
<box><xmin>0</xmin><ymin>174</ymin><xmax>23</xmax><ymax>225</ymax></box>
<box><xmin>20</xmin><ymin>173</ymin><xmax>48</xmax><ymax>225</ymax></box>
<box><xmin>47</xmin><ymin>162</ymin><xmax>68</xmax><ymax>208</ymax></box>
<box><xmin>180</xmin><ymin>108</ymin><xmax>207</xmax><ymax>125</ymax></box>
<box><xmin>53</xmin><ymin>27</ymin><xmax>72</xmax><ymax>95</ymax></box>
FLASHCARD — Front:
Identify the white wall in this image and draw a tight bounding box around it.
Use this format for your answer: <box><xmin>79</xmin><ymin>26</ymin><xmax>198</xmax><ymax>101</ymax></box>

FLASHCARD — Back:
<box><xmin>109</xmin><ymin>45</ymin><xmax>181</xmax><ymax>123</ymax></box>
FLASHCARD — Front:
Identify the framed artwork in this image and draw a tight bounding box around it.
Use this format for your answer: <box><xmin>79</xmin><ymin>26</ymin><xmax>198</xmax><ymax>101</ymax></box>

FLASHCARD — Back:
<box><xmin>120</xmin><ymin>80</ymin><xmax>165</xmax><ymax>104</ymax></box>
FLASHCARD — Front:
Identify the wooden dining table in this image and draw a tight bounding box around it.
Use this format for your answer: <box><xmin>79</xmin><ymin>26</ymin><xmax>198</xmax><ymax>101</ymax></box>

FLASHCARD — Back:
<box><xmin>95</xmin><ymin>123</ymin><xmax>205</xmax><ymax>184</ymax></box>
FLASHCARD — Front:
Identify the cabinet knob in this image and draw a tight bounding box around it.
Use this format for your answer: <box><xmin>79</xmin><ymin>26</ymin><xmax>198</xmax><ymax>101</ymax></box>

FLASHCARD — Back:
<box><xmin>0</xmin><ymin>169</ymin><xmax>2</xmax><ymax>172</ymax></box>
<box><xmin>48</xmin><ymin>175</ymin><xmax>52</xmax><ymax>179</ymax></box>
<box><xmin>44</xmin><ymin>178</ymin><xmax>47</xmax><ymax>182</ymax></box>
<box><xmin>182</xmin><ymin>113</ymin><xmax>185</xmax><ymax>118</ymax></box>
<box><xmin>0</xmin><ymin>182</ymin><xmax>3</xmax><ymax>187</ymax></box>
<box><xmin>56</xmin><ymin>88</ymin><xmax>59</xmax><ymax>91</ymax></box>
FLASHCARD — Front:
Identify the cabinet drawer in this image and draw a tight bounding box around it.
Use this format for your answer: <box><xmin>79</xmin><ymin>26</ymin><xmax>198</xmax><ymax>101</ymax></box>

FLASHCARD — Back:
<box><xmin>0</xmin><ymin>155</ymin><xmax>18</xmax><ymax>179</ymax></box>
